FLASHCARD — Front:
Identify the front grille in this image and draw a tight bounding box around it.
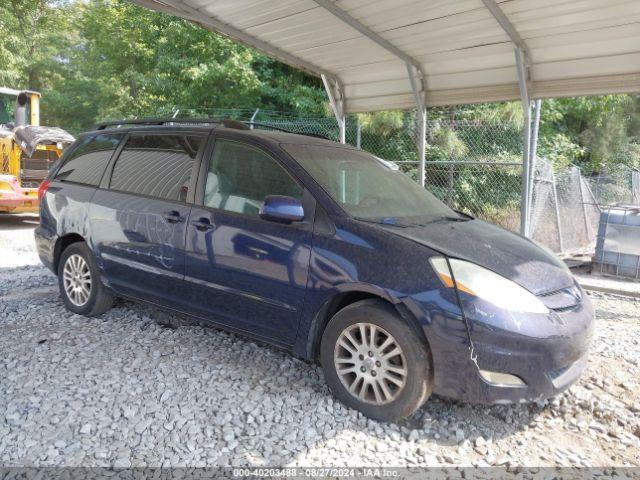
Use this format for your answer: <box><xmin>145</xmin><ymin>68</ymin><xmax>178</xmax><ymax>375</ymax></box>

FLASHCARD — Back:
<box><xmin>538</xmin><ymin>283</ymin><xmax>583</xmax><ymax>311</ymax></box>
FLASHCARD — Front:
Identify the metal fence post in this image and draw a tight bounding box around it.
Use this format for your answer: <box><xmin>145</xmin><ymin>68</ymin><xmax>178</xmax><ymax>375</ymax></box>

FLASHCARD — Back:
<box><xmin>577</xmin><ymin>167</ymin><xmax>592</xmax><ymax>241</ymax></box>
<box><xmin>551</xmin><ymin>168</ymin><xmax>564</xmax><ymax>253</ymax></box>
<box><xmin>356</xmin><ymin>117</ymin><xmax>362</xmax><ymax>149</ymax></box>
<box><xmin>633</xmin><ymin>170</ymin><xmax>640</xmax><ymax>204</ymax></box>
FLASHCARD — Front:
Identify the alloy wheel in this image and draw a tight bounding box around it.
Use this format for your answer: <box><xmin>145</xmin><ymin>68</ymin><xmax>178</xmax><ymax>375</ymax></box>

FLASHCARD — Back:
<box><xmin>333</xmin><ymin>322</ymin><xmax>408</xmax><ymax>405</ymax></box>
<box><xmin>62</xmin><ymin>254</ymin><xmax>92</xmax><ymax>307</ymax></box>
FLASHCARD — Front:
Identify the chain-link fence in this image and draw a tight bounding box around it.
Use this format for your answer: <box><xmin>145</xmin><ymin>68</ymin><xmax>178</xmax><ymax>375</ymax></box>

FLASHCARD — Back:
<box><xmin>529</xmin><ymin>159</ymin><xmax>639</xmax><ymax>254</ymax></box>
<box><xmin>151</xmin><ymin>107</ymin><xmax>639</xmax><ymax>254</ymax></box>
<box><xmin>529</xmin><ymin>160</ymin><xmax>598</xmax><ymax>254</ymax></box>
<box><xmin>586</xmin><ymin>164</ymin><xmax>640</xmax><ymax>206</ymax></box>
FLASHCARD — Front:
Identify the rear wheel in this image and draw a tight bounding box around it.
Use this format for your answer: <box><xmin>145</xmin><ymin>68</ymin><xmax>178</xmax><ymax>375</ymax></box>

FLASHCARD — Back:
<box><xmin>58</xmin><ymin>242</ymin><xmax>113</xmax><ymax>316</ymax></box>
<box><xmin>320</xmin><ymin>299</ymin><xmax>432</xmax><ymax>422</ymax></box>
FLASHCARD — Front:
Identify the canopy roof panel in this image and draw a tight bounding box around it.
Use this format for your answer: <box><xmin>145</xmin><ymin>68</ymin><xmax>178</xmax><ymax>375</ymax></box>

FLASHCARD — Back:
<box><xmin>133</xmin><ymin>0</ymin><xmax>640</xmax><ymax>112</ymax></box>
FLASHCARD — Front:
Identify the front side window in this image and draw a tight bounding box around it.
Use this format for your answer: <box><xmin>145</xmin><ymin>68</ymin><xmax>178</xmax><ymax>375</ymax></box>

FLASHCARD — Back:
<box><xmin>110</xmin><ymin>134</ymin><xmax>202</xmax><ymax>202</ymax></box>
<box><xmin>282</xmin><ymin>144</ymin><xmax>458</xmax><ymax>223</ymax></box>
<box><xmin>204</xmin><ymin>140</ymin><xmax>302</xmax><ymax>217</ymax></box>
<box><xmin>55</xmin><ymin>134</ymin><xmax>123</xmax><ymax>186</ymax></box>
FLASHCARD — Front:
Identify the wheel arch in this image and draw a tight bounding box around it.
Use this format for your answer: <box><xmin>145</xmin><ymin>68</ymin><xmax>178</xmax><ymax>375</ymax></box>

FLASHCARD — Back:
<box><xmin>305</xmin><ymin>285</ymin><xmax>432</xmax><ymax>366</ymax></box>
<box><xmin>53</xmin><ymin>232</ymin><xmax>86</xmax><ymax>273</ymax></box>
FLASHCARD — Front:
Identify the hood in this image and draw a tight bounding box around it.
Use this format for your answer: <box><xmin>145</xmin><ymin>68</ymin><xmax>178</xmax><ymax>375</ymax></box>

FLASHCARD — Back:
<box><xmin>379</xmin><ymin>219</ymin><xmax>573</xmax><ymax>295</ymax></box>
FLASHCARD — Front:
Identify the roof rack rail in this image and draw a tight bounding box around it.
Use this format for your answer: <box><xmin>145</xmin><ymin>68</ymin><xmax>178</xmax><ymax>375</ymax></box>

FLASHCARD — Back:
<box><xmin>94</xmin><ymin>117</ymin><xmax>224</xmax><ymax>130</ymax></box>
<box><xmin>248</xmin><ymin>122</ymin><xmax>330</xmax><ymax>140</ymax></box>
<box><xmin>94</xmin><ymin>117</ymin><xmax>330</xmax><ymax>140</ymax></box>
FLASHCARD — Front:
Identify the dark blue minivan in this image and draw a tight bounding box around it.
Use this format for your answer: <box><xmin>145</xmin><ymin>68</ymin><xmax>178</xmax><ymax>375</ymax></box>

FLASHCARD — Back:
<box><xmin>35</xmin><ymin>120</ymin><xmax>594</xmax><ymax>421</ymax></box>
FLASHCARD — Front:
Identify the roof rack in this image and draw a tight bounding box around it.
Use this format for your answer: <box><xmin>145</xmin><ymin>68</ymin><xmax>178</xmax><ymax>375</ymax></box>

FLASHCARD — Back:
<box><xmin>94</xmin><ymin>117</ymin><xmax>224</xmax><ymax>130</ymax></box>
<box><xmin>94</xmin><ymin>117</ymin><xmax>330</xmax><ymax>140</ymax></box>
<box><xmin>248</xmin><ymin>122</ymin><xmax>329</xmax><ymax>140</ymax></box>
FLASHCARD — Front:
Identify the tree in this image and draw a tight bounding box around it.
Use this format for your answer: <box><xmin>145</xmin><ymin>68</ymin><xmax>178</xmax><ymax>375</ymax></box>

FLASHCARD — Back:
<box><xmin>0</xmin><ymin>0</ymin><xmax>76</xmax><ymax>90</ymax></box>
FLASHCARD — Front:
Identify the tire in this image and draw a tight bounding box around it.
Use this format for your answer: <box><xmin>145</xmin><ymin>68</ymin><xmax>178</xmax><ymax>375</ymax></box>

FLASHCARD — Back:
<box><xmin>320</xmin><ymin>299</ymin><xmax>432</xmax><ymax>422</ymax></box>
<box><xmin>57</xmin><ymin>242</ymin><xmax>114</xmax><ymax>316</ymax></box>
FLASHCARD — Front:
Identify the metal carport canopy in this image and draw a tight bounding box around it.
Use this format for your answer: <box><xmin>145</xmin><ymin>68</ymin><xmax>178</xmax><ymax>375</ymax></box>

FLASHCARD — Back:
<box><xmin>132</xmin><ymin>0</ymin><xmax>640</xmax><ymax>111</ymax></box>
<box><xmin>131</xmin><ymin>0</ymin><xmax>640</xmax><ymax>237</ymax></box>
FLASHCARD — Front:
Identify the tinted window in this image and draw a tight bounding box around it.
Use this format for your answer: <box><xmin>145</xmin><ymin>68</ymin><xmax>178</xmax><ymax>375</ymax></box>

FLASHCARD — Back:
<box><xmin>204</xmin><ymin>140</ymin><xmax>302</xmax><ymax>216</ymax></box>
<box><xmin>55</xmin><ymin>134</ymin><xmax>122</xmax><ymax>185</ymax></box>
<box><xmin>110</xmin><ymin>134</ymin><xmax>202</xmax><ymax>202</ymax></box>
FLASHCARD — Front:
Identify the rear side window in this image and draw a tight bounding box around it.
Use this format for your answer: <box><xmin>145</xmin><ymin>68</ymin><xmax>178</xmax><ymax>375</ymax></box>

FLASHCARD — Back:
<box><xmin>55</xmin><ymin>134</ymin><xmax>122</xmax><ymax>185</ymax></box>
<box><xmin>204</xmin><ymin>140</ymin><xmax>302</xmax><ymax>216</ymax></box>
<box><xmin>109</xmin><ymin>134</ymin><xmax>202</xmax><ymax>202</ymax></box>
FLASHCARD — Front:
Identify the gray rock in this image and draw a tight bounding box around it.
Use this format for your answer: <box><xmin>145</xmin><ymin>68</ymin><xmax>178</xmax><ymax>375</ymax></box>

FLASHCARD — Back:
<box><xmin>113</xmin><ymin>458</ymin><xmax>131</xmax><ymax>468</ymax></box>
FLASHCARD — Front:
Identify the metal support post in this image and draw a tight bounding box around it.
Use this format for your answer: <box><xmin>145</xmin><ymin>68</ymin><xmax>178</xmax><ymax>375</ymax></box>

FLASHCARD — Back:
<box><xmin>483</xmin><ymin>0</ymin><xmax>534</xmax><ymax>236</ymax></box>
<box><xmin>417</xmin><ymin>107</ymin><xmax>427</xmax><ymax>187</ymax></box>
<box><xmin>528</xmin><ymin>99</ymin><xmax>541</xmax><ymax>204</ymax></box>
<box><xmin>516</xmin><ymin>47</ymin><xmax>532</xmax><ymax>237</ymax></box>
<box><xmin>322</xmin><ymin>74</ymin><xmax>346</xmax><ymax>144</ymax></box>
<box><xmin>406</xmin><ymin>63</ymin><xmax>427</xmax><ymax>187</ymax></box>
<box><xmin>249</xmin><ymin>108</ymin><xmax>260</xmax><ymax>129</ymax></box>
<box><xmin>356</xmin><ymin>117</ymin><xmax>362</xmax><ymax>149</ymax></box>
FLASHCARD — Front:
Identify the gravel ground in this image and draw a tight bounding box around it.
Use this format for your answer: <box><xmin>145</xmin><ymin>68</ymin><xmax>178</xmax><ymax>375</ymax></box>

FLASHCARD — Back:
<box><xmin>1</xmin><ymin>215</ymin><xmax>639</xmax><ymax>468</ymax></box>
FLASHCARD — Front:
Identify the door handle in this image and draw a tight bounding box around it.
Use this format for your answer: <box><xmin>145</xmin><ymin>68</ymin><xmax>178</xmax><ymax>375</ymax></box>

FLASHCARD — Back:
<box><xmin>248</xmin><ymin>246</ymin><xmax>269</xmax><ymax>256</ymax></box>
<box><xmin>191</xmin><ymin>217</ymin><xmax>214</xmax><ymax>231</ymax></box>
<box><xmin>163</xmin><ymin>210</ymin><xmax>184</xmax><ymax>224</ymax></box>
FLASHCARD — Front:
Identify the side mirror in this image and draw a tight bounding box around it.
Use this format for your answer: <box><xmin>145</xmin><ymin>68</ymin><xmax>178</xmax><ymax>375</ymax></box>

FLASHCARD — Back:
<box><xmin>259</xmin><ymin>195</ymin><xmax>304</xmax><ymax>223</ymax></box>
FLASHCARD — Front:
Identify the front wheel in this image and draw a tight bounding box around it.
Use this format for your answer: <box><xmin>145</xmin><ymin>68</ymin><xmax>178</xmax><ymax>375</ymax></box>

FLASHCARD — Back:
<box><xmin>58</xmin><ymin>242</ymin><xmax>114</xmax><ymax>316</ymax></box>
<box><xmin>320</xmin><ymin>299</ymin><xmax>432</xmax><ymax>422</ymax></box>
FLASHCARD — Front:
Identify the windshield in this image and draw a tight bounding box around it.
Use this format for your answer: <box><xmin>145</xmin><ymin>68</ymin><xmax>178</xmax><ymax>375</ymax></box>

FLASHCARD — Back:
<box><xmin>283</xmin><ymin>144</ymin><xmax>460</xmax><ymax>224</ymax></box>
<box><xmin>0</xmin><ymin>94</ymin><xmax>15</xmax><ymax>124</ymax></box>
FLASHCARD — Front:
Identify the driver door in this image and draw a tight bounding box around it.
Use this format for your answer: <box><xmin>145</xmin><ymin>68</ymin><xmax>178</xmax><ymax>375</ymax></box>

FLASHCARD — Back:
<box><xmin>183</xmin><ymin>137</ymin><xmax>315</xmax><ymax>345</ymax></box>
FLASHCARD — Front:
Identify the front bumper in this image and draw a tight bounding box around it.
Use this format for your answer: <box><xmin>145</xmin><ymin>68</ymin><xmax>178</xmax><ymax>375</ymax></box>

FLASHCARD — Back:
<box><xmin>412</xmin><ymin>291</ymin><xmax>595</xmax><ymax>404</ymax></box>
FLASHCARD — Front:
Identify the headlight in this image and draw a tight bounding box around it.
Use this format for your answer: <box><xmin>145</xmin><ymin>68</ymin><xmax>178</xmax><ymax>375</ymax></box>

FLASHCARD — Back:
<box><xmin>430</xmin><ymin>257</ymin><xmax>549</xmax><ymax>314</ymax></box>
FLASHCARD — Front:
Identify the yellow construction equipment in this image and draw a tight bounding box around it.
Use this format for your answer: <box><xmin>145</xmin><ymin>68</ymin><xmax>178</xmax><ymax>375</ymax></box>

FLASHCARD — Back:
<box><xmin>0</xmin><ymin>87</ymin><xmax>74</xmax><ymax>213</ymax></box>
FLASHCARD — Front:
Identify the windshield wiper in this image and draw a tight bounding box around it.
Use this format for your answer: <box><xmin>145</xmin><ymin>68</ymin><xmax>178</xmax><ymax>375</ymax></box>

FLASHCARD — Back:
<box><xmin>355</xmin><ymin>215</ymin><xmax>469</xmax><ymax>227</ymax></box>
<box><xmin>426</xmin><ymin>215</ymin><xmax>470</xmax><ymax>224</ymax></box>
<box><xmin>405</xmin><ymin>215</ymin><xmax>470</xmax><ymax>226</ymax></box>
<box><xmin>354</xmin><ymin>217</ymin><xmax>408</xmax><ymax>226</ymax></box>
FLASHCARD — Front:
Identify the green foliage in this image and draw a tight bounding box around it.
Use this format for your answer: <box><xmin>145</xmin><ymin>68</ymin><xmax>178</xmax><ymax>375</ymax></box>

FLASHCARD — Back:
<box><xmin>428</xmin><ymin>124</ymin><xmax>468</xmax><ymax>160</ymax></box>
<box><xmin>357</xmin><ymin>111</ymin><xmax>404</xmax><ymax>135</ymax></box>
<box><xmin>539</xmin><ymin>96</ymin><xmax>640</xmax><ymax>172</ymax></box>
<box><xmin>0</xmin><ymin>0</ymin><xmax>77</xmax><ymax>89</ymax></box>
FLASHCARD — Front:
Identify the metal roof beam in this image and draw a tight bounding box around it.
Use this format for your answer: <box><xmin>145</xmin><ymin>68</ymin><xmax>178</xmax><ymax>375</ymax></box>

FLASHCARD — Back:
<box><xmin>480</xmin><ymin>0</ymin><xmax>528</xmax><ymax>53</ymax></box>
<box><xmin>311</xmin><ymin>0</ymin><xmax>427</xmax><ymax>167</ymax></box>
<box><xmin>310</xmin><ymin>0</ymin><xmax>426</xmax><ymax>106</ymax></box>
<box><xmin>481</xmin><ymin>0</ymin><xmax>532</xmax><ymax>88</ymax></box>
<box><xmin>311</xmin><ymin>0</ymin><xmax>423</xmax><ymax>73</ymax></box>
<box><xmin>131</xmin><ymin>0</ymin><xmax>336</xmax><ymax>81</ymax></box>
